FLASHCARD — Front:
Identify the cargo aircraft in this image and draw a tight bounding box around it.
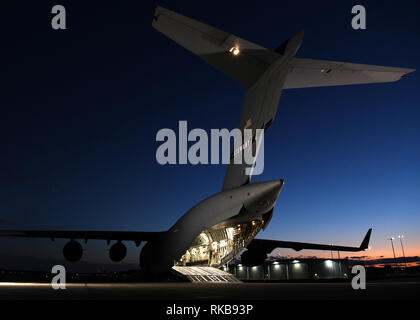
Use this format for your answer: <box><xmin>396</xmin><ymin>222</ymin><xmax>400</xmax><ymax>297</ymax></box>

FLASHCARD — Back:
<box><xmin>0</xmin><ymin>6</ymin><xmax>414</xmax><ymax>276</ymax></box>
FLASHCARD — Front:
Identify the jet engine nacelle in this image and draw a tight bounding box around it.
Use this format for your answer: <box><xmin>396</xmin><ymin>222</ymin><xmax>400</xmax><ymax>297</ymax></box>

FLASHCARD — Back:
<box><xmin>63</xmin><ymin>240</ymin><xmax>83</xmax><ymax>262</ymax></box>
<box><xmin>240</xmin><ymin>249</ymin><xmax>267</xmax><ymax>267</ymax></box>
<box><xmin>109</xmin><ymin>241</ymin><xmax>127</xmax><ymax>262</ymax></box>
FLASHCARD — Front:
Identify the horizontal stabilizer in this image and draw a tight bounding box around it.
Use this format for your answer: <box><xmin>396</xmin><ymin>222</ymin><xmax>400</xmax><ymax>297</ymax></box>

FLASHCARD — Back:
<box><xmin>153</xmin><ymin>6</ymin><xmax>415</xmax><ymax>90</ymax></box>
<box><xmin>153</xmin><ymin>6</ymin><xmax>415</xmax><ymax>192</ymax></box>
<box><xmin>284</xmin><ymin>58</ymin><xmax>415</xmax><ymax>89</ymax></box>
<box><xmin>153</xmin><ymin>6</ymin><xmax>279</xmax><ymax>88</ymax></box>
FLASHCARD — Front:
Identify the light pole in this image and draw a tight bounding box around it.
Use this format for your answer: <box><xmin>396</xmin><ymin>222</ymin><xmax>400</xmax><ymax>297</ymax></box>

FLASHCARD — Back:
<box><xmin>388</xmin><ymin>237</ymin><xmax>397</xmax><ymax>268</ymax></box>
<box><xmin>330</xmin><ymin>244</ymin><xmax>335</xmax><ymax>277</ymax></box>
<box><xmin>398</xmin><ymin>235</ymin><xmax>407</xmax><ymax>268</ymax></box>
<box><xmin>337</xmin><ymin>250</ymin><xmax>342</xmax><ymax>277</ymax></box>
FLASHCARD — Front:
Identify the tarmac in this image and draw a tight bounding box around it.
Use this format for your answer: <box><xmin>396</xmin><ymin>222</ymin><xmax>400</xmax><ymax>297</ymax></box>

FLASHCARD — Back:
<box><xmin>0</xmin><ymin>280</ymin><xmax>419</xmax><ymax>300</ymax></box>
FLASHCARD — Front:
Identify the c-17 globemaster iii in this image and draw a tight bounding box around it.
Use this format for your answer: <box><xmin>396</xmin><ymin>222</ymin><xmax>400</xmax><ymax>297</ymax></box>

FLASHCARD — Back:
<box><xmin>0</xmin><ymin>6</ymin><xmax>414</xmax><ymax>276</ymax></box>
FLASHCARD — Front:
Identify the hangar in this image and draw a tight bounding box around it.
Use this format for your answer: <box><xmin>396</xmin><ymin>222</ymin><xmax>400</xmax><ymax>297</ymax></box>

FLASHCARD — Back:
<box><xmin>226</xmin><ymin>258</ymin><xmax>350</xmax><ymax>281</ymax></box>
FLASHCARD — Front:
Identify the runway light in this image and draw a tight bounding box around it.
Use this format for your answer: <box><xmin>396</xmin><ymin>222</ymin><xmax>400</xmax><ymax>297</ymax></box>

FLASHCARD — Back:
<box><xmin>229</xmin><ymin>47</ymin><xmax>240</xmax><ymax>56</ymax></box>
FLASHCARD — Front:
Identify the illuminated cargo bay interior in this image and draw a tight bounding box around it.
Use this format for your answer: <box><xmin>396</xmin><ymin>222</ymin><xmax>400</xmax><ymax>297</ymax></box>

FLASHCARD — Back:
<box><xmin>177</xmin><ymin>220</ymin><xmax>264</xmax><ymax>268</ymax></box>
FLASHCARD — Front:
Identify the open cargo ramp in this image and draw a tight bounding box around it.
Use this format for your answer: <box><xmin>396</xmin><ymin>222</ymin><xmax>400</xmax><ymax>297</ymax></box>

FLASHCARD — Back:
<box><xmin>172</xmin><ymin>266</ymin><xmax>241</xmax><ymax>283</ymax></box>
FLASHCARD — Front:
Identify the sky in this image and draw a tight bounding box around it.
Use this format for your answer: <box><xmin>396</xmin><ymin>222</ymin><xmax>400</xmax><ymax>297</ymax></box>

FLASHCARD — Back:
<box><xmin>0</xmin><ymin>0</ymin><xmax>419</xmax><ymax>271</ymax></box>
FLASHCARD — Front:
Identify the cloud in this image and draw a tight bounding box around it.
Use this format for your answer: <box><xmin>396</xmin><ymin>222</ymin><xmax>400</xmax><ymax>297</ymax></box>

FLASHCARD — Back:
<box><xmin>348</xmin><ymin>256</ymin><xmax>420</xmax><ymax>266</ymax></box>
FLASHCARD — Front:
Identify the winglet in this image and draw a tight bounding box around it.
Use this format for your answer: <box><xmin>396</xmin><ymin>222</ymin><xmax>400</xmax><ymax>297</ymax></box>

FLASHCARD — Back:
<box><xmin>359</xmin><ymin>228</ymin><xmax>372</xmax><ymax>250</ymax></box>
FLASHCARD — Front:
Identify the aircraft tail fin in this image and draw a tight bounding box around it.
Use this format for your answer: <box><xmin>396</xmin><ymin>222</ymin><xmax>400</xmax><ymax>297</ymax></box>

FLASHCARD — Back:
<box><xmin>275</xmin><ymin>29</ymin><xmax>304</xmax><ymax>58</ymax></box>
<box><xmin>222</xmin><ymin>31</ymin><xmax>304</xmax><ymax>190</ymax></box>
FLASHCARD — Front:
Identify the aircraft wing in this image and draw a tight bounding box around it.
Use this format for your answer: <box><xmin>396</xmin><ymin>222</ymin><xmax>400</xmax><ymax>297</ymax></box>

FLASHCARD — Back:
<box><xmin>247</xmin><ymin>228</ymin><xmax>372</xmax><ymax>253</ymax></box>
<box><xmin>152</xmin><ymin>6</ymin><xmax>414</xmax><ymax>90</ymax></box>
<box><xmin>0</xmin><ymin>230</ymin><xmax>164</xmax><ymax>245</ymax></box>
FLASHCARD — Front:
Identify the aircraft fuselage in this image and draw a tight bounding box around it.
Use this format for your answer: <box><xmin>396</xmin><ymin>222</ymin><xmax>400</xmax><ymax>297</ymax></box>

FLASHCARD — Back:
<box><xmin>140</xmin><ymin>179</ymin><xmax>284</xmax><ymax>275</ymax></box>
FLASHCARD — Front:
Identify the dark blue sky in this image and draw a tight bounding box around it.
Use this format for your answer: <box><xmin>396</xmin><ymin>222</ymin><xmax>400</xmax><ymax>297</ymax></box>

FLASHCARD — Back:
<box><xmin>0</xmin><ymin>0</ymin><xmax>419</xmax><ymax>270</ymax></box>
